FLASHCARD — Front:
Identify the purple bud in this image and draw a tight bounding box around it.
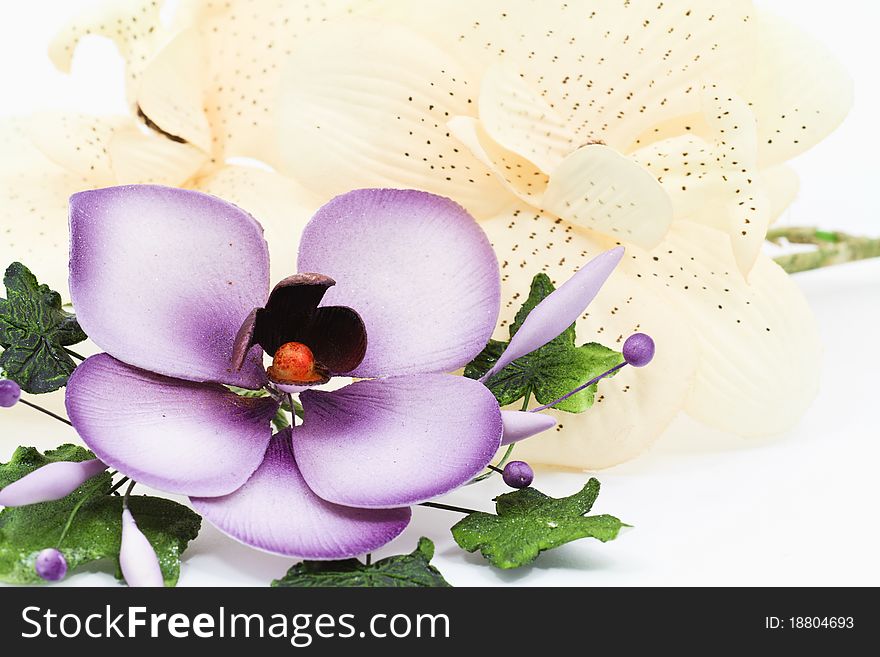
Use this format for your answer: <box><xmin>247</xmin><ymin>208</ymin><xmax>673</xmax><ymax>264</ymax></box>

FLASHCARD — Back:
<box><xmin>622</xmin><ymin>333</ymin><xmax>655</xmax><ymax>367</ymax></box>
<box><xmin>0</xmin><ymin>459</ymin><xmax>107</xmax><ymax>507</ymax></box>
<box><xmin>0</xmin><ymin>379</ymin><xmax>21</xmax><ymax>407</ymax></box>
<box><xmin>120</xmin><ymin>508</ymin><xmax>164</xmax><ymax>587</ymax></box>
<box><xmin>35</xmin><ymin>548</ymin><xmax>67</xmax><ymax>581</ymax></box>
<box><xmin>481</xmin><ymin>247</ymin><xmax>624</xmax><ymax>382</ymax></box>
<box><xmin>502</xmin><ymin>461</ymin><xmax>534</xmax><ymax>489</ymax></box>
<box><xmin>500</xmin><ymin>410</ymin><xmax>556</xmax><ymax>445</ymax></box>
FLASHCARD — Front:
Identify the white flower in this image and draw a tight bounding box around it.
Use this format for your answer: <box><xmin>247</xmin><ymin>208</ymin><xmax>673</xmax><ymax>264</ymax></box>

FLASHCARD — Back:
<box><xmin>0</xmin><ymin>0</ymin><xmax>852</xmax><ymax>468</ymax></box>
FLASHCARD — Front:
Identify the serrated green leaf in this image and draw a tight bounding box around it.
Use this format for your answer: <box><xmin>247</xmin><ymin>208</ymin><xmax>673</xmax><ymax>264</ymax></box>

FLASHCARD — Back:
<box><xmin>0</xmin><ymin>445</ymin><xmax>201</xmax><ymax>585</ymax></box>
<box><xmin>465</xmin><ymin>273</ymin><xmax>623</xmax><ymax>412</ymax></box>
<box><xmin>0</xmin><ymin>263</ymin><xmax>87</xmax><ymax>393</ymax></box>
<box><xmin>451</xmin><ymin>479</ymin><xmax>625</xmax><ymax>569</ymax></box>
<box><xmin>271</xmin><ymin>537</ymin><xmax>451</xmax><ymax>587</ymax></box>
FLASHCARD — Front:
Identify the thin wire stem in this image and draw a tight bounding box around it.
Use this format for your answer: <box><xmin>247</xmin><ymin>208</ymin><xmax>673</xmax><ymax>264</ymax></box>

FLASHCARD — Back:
<box><xmin>64</xmin><ymin>348</ymin><xmax>86</xmax><ymax>361</ymax></box>
<box><xmin>530</xmin><ymin>362</ymin><xmax>627</xmax><ymax>412</ymax></box>
<box><xmin>18</xmin><ymin>399</ymin><xmax>73</xmax><ymax>426</ymax></box>
<box><xmin>419</xmin><ymin>501</ymin><xmax>481</xmax><ymax>515</ymax></box>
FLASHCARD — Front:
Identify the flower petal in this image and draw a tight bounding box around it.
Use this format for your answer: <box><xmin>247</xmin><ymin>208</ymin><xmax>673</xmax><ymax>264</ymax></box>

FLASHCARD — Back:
<box><xmin>135</xmin><ymin>27</ymin><xmax>213</xmax><ymax>152</ymax></box>
<box><xmin>372</xmin><ymin>0</ymin><xmax>755</xmax><ymax>148</ymax></box>
<box><xmin>65</xmin><ymin>354</ymin><xmax>277</xmax><ymax>497</ymax></box>
<box><xmin>632</xmin><ymin>84</ymin><xmax>768</xmax><ymax>275</ymax></box>
<box><xmin>69</xmin><ymin>185</ymin><xmax>270</xmax><ymax>388</ymax></box>
<box><xmin>746</xmin><ymin>12</ymin><xmax>853</xmax><ymax>167</ymax></box>
<box><xmin>277</xmin><ymin>19</ymin><xmax>509</xmax><ymax>218</ymax></box>
<box><xmin>541</xmin><ymin>144</ymin><xmax>673</xmax><ymax>249</ymax></box>
<box><xmin>192</xmin><ymin>431</ymin><xmax>411</xmax><ymax>559</ymax></box>
<box><xmin>0</xmin><ymin>459</ymin><xmax>106</xmax><ymax>507</ymax></box>
<box><xmin>500</xmin><ymin>411</ymin><xmax>557</xmax><ymax>446</ymax></box>
<box><xmin>0</xmin><ymin>118</ymin><xmax>95</xmax><ymax>295</ymax></box>
<box><xmin>481</xmin><ymin>247</ymin><xmax>624</xmax><ymax>381</ymax></box>
<box><xmin>478</xmin><ymin>64</ymin><xmax>577</xmax><ymax>173</ymax></box>
<box><xmin>447</xmin><ymin>115</ymin><xmax>547</xmax><ymax>206</ymax></box>
<box><xmin>630</xmin><ymin>221</ymin><xmax>821</xmax><ymax>436</ymax></box>
<box><xmin>296</xmin><ymin>374</ymin><xmax>502</xmax><ymax>508</ymax></box>
<box><xmin>480</xmin><ymin>203</ymin><xmax>697</xmax><ymax>469</ymax></box>
<box><xmin>298</xmin><ymin>188</ymin><xmax>500</xmax><ymax>377</ymax></box>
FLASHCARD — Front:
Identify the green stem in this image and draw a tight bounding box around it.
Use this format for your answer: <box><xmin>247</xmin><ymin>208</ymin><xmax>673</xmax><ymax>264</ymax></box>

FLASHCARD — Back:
<box><xmin>365</xmin><ymin>553</ymin><xmax>372</xmax><ymax>566</ymax></box>
<box><xmin>55</xmin><ymin>495</ymin><xmax>90</xmax><ymax>548</ymax></box>
<box><xmin>767</xmin><ymin>227</ymin><xmax>880</xmax><ymax>274</ymax></box>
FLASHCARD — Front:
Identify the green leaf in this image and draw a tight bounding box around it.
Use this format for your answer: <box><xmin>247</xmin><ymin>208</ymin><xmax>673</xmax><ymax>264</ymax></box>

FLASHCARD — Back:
<box><xmin>271</xmin><ymin>537</ymin><xmax>452</xmax><ymax>587</ymax></box>
<box><xmin>451</xmin><ymin>479</ymin><xmax>625</xmax><ymax>569</ymax></box>
<box><xmin>465</xmin><ymin>273</ymin><xmax>623</xmax><ymax>413</ymax></box>
<box><xmin>0</xmin><ymin>445</ymin><xmax>201</xmax><ymax>585</ymax></box>
<box><xmin>0</xmin><ymin>263</ymin><xmax>87</xmax><ymax>393</ymax></box>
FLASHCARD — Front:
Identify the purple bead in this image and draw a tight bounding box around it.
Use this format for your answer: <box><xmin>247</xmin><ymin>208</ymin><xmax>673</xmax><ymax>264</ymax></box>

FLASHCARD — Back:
<box><xmin>35</xmin><ymin>548</ymin><xmax>68</xmax><ymax>582</ymax></box>
<box><xmin>502</xmin><ymin>461</ymin><xmax>534</xmax><ymax>489</ymax></box>
<box><xmin>622</xmin><ymin>333</ymin><xmax>655</xmax><ymax>367</ymax></box>
<box><xmin>0</xmin><ymin>379</ymin><xmax>21</xmax><ymax>407</ymax></box>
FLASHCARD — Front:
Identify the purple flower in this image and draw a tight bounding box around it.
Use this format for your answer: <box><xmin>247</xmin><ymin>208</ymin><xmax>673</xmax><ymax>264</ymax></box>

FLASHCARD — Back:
<box><xmin>64</xmin><ymin>185</ymin><xmax>506</xmax><ymax>559</ymax></box>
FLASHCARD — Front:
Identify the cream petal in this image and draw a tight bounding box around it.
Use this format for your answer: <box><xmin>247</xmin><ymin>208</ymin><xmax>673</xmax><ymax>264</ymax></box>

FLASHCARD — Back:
<box><xmin>447</xmin><ymin>115</ymin><xmax>547</xmax><ymax>206</ymax></box>
<box><xmin>25</xmin><ymin>112</ymin><xmax>205</xmax><ymax>188</ymax></box>
<box><xmin>628</xmin><ymin>221</ymin><xmax>821</xmax><ymax>436</ymax></box>
<box><xmin>745</xmin><ymin>12</ymin><xmax>853</xmax><ymax>167</ymax></box>
<box><xmin>108</xmin><ymin>125</ymin><xmax>207</xmax><ymax>185</ymax></box>
<box><xmin>479</xmin><ymin>204</ymin><xmax>697</xmax><ymax>470</ymax></box>
<box><xmin>633</xmin><ymin>84</ymin><xmax>769</xmax><ymax>275</ymax></box>
<box><xmin>478</xmin><ymin>64</ymin><xmax>577</xmax><ymax>173</ymax></box>
<box><xmin>192</xmin><ymin>166</ymin><xmax>322</xmax><ymax>283</ymax></box>
<box><xmin>135</xmin><ymin>27</ymin><xmax>213</xmax><ymax>152</ymax></box>
<box><xmin>277</xmin><ymin>19</ymin><xmax>509</xmax><ymax>218</ymax></box>
<box><xmin>25</xmin><ymin>112</ymin><xmax>121</xmax><ymax>184</ymax></box>
<box><xmin>0</xmin><ymin>118</ymin><xmax>97</xmax><ymax>295</ymax></box>
<box><xmin>175</xmin><ymin>0</ymin><xmax>376</xmax><ymax>165</ymax></box>
<box><xmin>541</xmin><ymin>144</ymin><xmax>673</xmax><ymax>249</ymax></box>
<box><xmin>760</xmin><ymin>165</ymin><xmax>800</xmax><ymax>225</ymax></box>
<box><xmin>48</xmin><ymin>0</ymin><xmax>167</xmax><ymax>103</ymax></box>
<box><xmin>371</xmin><ymin>0</ymin><xmax>756</xmax><ymax>149</ymax></box>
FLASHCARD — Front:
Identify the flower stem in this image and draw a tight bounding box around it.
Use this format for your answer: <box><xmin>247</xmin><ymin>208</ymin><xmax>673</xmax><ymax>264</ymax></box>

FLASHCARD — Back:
<box><xmin>365</xmin><ymin>553</ymin><xmax>372</xmax><ymax>566</ymax></box>
<box><xmin>64</xmin><ymin>348</ymin><xmax>86</xmax><ymax>361</ymax></box>
<box><xmin>108</xmin><ymin>476</ymin><xmax>130</xmax><ymax>496</ymax></box>
<box><xmin>531</xmin><ymin>361</ymin><xmax>627</xmax><ymax>412</ymax></box>
<box><xmin>18</xmin><ymin>399</ymin><xmax>73</xmax><ymax>427</ymax></box>
<box><xmin>767</xmin><ymin>227</ymin><xmax>880</xmax><ymax>274</ymax></box>
<box><xmin>419</xmin><ymin>501</ymin><xmax>481</xmax><ymax>515</ymax></box>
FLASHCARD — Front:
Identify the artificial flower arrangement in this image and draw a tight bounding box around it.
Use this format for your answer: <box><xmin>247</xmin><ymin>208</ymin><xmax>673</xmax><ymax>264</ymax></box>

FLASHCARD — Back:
<box><xmin>0</xmin><ymin>0</ymin><xmax>869</xmax><ymax>586</ymax></box>
<box><xmin>1</xmin><ymin>184</ymin><xmax>653</xmax><ymax>585</ymax></box>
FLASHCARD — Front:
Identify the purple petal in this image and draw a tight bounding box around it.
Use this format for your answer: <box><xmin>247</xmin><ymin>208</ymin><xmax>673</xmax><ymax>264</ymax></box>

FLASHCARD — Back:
<box><xmin>0</xmin><ymin>459</ymin><xmax>106</xmax><ymax>507</ymax></box>
<box><xmin>120</xmin><ymin>508</ymin><xmax>165</xmax><ymax>587</ymax></box>
<box><xmin>500</xmin><ymin>411</ymin><xmax>557</xmax><ymax>446</ymax></box>
<box><xmin>297</xmin><ymin>189</ymin><xmax>500</xmax><ymax>377</ymax></box>
<box><xmin>191</xmin><ymin>431</ymin><xmax>411</xmax><ymax>559</ymax></box>
<box><xmin>481</xmin><ymin>247</ymin><xmax>624</xmax><ymax>382</ymax></box>
<box><xmin>296</xmin><ymin>374</ymin><xmax>502</xmax><ymax>508</ymax></box>
<box><xmin>65</xmin><ymin>354</ymin><xmax>277</xmax><ymax>497</ymax></box>
<box><xmin>69</xmin><ymin>185</ymin><xmax>270</xmax><ymax>389</ymax></box>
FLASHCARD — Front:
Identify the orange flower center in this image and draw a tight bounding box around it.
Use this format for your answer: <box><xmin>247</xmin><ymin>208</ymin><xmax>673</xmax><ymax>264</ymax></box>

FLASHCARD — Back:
<box><xmin>267</xmin><ymin>342</ymin><xmax>325</xmax><ymax>384</ymax></box>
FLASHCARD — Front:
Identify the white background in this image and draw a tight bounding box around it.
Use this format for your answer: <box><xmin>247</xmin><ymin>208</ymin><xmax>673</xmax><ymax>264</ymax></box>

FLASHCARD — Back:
<box><xmin>0</xmin><ymin>0</ymin><xmax>878</xmax><ymax>586</ymax></box>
